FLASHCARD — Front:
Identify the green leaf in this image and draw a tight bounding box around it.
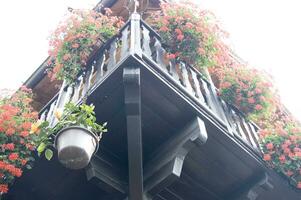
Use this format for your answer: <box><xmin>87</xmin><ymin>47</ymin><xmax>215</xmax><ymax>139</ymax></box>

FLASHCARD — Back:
<box><xmin>45</xmin><ymin>149</ymin><xmax>53</xmax><ymax>161</ymax></box>
<box><xmin>37</xmin><ymin>142</ymin><xmax>46</xmax><ymax>154</ymax></box>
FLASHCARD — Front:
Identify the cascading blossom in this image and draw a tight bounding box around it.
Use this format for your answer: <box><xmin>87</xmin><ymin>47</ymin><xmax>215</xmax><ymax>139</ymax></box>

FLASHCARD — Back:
<box><xmin>0</xmin><ymin>87</ymin><xmax>41</xmax><ymax>195</ymax></box>
<box><xmin>48</xmin><ymin>8</ymin><xmax>124</xmax><ymax>85</ymax></box>
<box><xmin>216</xmin><ymin>65</ymin><xmax>276</xmax><ymax>121</ymax></box>
<box><xmin>261</xmin><ymin>121</ymin><xmax>301</xmax><ymax>189</ymax></box>
<box><xmin>147</xmin><ymin>0</ymin><xmax>229</xmax><ymax>70</ymax></box>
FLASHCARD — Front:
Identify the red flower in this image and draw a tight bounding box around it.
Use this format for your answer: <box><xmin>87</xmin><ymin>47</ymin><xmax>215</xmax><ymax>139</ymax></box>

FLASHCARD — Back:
<box><xmin>0</xmin><ymin>184</ymin><xmax>8</xmax><ymax>194</ymax></box>
<box><xmin>175</xmin><ymin>28</ymin><xmax>182</xmax><ymax>35</ymax></box>
<box><xmin>255</xmin><ymin>104</ymin><xmax>263</xmax><ymax>111</ymax></box>
<box><xmin>4</xmin><ymin>143</ymin><xmax>15</xmax><ymax>151</ymax></box>
<box><xmin>20</xmin><ymin>131</ymin><xmax>30</xmax><ymax>137</ymax></box>
<box><xmin>177</xmin><ymin>34</ymin><xmax>184</xmax><ymax>41</ymax></box>
<box><xmin>159</xmin><ymin>26</ymin><xmax>169</xmax><ymax>32</ymax></box>
<box><xmin>279</xmin><ymin>155</ymin><xmax>286</xmax><ymax>163</ymax></box>
<box><xmin>72</xmin><ymin>43</ymin><xmax>79</xmax><ymax>48</ymax></box>
<box><xmin>295</xmin><ymin>151</ymin><xmax>301</xmax><ymax>158</ymax></box>
<box><xmin>283</xmin><ymin>147</ymin><xmax>290</xmax><ymax>154</ymax></box>
<box><xmin>8</xmin><ymin>153</ymin><xmax>19</xmax><ymax>161</ymax></box>
<box><xmin>5</xmin><ymin>128</ymin><xmax>15</xmax><ymax>136</ymax></box>
<box><xmin>247</xmin><ymin>97</ymin><xmax>255</xmax><ymax>104</ymax></box>
<box><xmin>22</xmin><ymin>122</ymin><xmax>32</xmax><ymax>130</ymax></box>
<box><xmin>21</xmin><ymin>159</ymin><xmax>27</xmax><ymax>166</ymax></box>
<box><xmin>263</xmin><ymin>154</ymin><xmax>271</xmax><ymax>161</ymax></box>
<box><xmin>266</xmin><ymin>142</ymin><xmax>273</xmax><ymax>150</ymax></box>
<box><xmin>63</xmin><ymin>53</ymin><xmax>71</xmax><ymax>61</ymax></box>
<box><xmin>166</xmin><ymin>53</ymin><xmax>176</xmax><ymax>60</ymax></box>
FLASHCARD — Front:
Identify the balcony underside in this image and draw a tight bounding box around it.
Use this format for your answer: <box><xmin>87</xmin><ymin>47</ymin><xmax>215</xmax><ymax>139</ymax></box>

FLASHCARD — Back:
<box><xmin>7</xmin><ymin>55</ymin><xmax>300</xmax><ymax>200</ymax></box>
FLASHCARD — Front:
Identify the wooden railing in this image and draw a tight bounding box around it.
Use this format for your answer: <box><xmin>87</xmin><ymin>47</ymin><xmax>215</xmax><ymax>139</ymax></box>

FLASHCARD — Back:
<box><xmin>139</xmin><ymin>17</ymin><xmax>261</xmax><ymax>153</ymax></box>
<box><xmin>39</xmin><ymin>13</ymin><xmax>261</xmax><ymax>154</ymax></box>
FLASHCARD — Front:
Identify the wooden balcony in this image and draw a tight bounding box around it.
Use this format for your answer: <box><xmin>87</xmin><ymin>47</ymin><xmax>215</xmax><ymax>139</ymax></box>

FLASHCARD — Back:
<box><xmin>8</xmin><ymin>13</ymin><xmax>300</xmax><ymax>200</ymax></box>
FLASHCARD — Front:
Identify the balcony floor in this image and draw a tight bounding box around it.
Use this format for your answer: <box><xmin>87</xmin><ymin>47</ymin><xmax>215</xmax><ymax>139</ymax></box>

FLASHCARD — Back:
<box><xmin>6</xmin><ymin>55</ymin><xmax>301</xmax><ymax>200</ymax></box>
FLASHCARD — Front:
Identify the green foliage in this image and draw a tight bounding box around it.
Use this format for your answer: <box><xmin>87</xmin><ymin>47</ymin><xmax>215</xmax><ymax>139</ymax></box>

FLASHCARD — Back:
<box><xmin>37</xmin><ymin>103</ymin><xmax>107</xmax><ymax>160</ymax></box>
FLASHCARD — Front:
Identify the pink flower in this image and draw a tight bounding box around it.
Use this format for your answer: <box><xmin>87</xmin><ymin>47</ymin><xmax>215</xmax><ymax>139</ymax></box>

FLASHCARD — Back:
<box><xmin>266</xmin><ymin>143</ymin><xmax>273</xmax><ymax>150</ymax></box>
<box><xmin>63</xmin><ymin>54</ymin><xmax>71</xmax><ymax>61</ymax></box>
<box><xmin>159</xmin><ymin>26</ymin><xmax>169</xmax><ymax>32</ymax></box>
<box><xmin>248</xmin><ymin>97</ymin><xmax>255</xmax><ymax>104</ymax></box>
<box><xmin>279</xmin><ymin>155</ymin><xmax>286</xmax><ymax>163</ymax></box>
<box><xmin>263</xmin><ymin>154</ymin><xmax>271</xmax><ymax>161</ymax></box>
<box><xmin>255</xmin><ymin>104</ymin><xmax>263</xmax><ymax>111</ymax></box>
<box><xmin>175</xmin><ymin>28</ymin><xmax>182</xmax><ymax>35</ymax></box>
<box><xmin>8</xmin><ymin>153</ymin><xmax>19</xmax><ymax>161</ymax></box>
<box><xmin>255</xmin><ymin>88</ymin><xmax>262</xmax><ymax>94</ymax></box>
<box><xmin>177</xmin><ymin>34</ymin><xmax>184</xmax><ymax>41</ymax></box>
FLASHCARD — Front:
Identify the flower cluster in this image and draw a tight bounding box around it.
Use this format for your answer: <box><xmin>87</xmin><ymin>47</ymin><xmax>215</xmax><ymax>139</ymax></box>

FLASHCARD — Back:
<box><xmin>216</xmin><ymin>66</ymin><xmax>276</xmax><ymax>120</ymax></box>
<box><xmin>48</xmin><ymin>8</ymin><xmax>124</xmax><ymax>85</ymax></box>
<box><xmin>147</xmin><ymin>1</ymin><xmax>228</xmax><ymax>69</ymax></box>
<box><xmin>261</xmin><ymin>122</ymin><xmax>301</xmax><ymax>189</ymax></box>
<box><xmin>0</xmin><ymin>87</ymin><xmax>41</xmax><ymax>195</ymax></box>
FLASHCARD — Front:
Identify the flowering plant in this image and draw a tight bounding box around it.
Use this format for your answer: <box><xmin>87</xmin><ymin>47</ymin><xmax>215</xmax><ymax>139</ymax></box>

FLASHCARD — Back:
<box><xmin>217</xmin><ymin>66</ymin><xmax>275</xmax><ymax>119</ymax></box>
<box><xmin>48</xmin><ymin>9</ymin><xmax>124</xmax><ymax>85</ymax></box>
<box><xmin>261</xmin><ymin>122</ymin><xmax>301</xmax><ymax>189</ymax></box>
<box><xmin>0</xmin><ymin>87</ymin><xmax>41</xmax><ymax>195</ymax></box>
<box><xmin>147</xmin><ymin>1</ymin><xmax>228</xmax><ymax>69</ymax></box>
<box><xmin>37</xmin><ymin>102</ymin><xmax>107</xmax><ymax>160</ymax></box>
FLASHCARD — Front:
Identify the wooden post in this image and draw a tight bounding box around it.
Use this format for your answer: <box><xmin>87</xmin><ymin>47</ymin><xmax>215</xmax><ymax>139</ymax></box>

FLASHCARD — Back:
<box><xmin>123</xmin><ymin>67</ymin><xmax>144</xmax><ymax>200</ymax></box>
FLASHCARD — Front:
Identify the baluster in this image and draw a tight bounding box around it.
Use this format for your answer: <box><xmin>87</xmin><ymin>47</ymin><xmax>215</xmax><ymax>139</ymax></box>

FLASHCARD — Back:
<box><xmin>241</xmin><ymin>118</ymin><xmax>258</xmax><ymax>148</ymax></box>
<box><xmin>39</xmin><ymin>109</ymin><xmax>47</xmax><ymax>121</ymax></box>
<box><xmin>248</xmin><ymin>123</ymin><xmax>260</xmax><ymax>148</ymax></box>
<box><xmin>94</xmin><ymin>54</ymin><xmax>105</xmax><ymax>84</ymax></box>
<box><xmin>154</xmin><ymin>38</ymin><xmax>168</xmax><ymax>72</ymax></box>
<box><xmin>121</xmin><ymin>26</ymin><xmax>130</xmax><ymax>58</ymax></box>
<box><xmin>169</xmin><ymin>60</ymin><xmax>180</xmax><ymax>84</ymax></box>
<box><xmin>230</xmin><ymin>110</ymin><xmax>242</xmax><ymax>137</ymax></box>
<box><xmin>199</xmin><ymin>78</ymin><xmax>215</xmax><ymax>110</ymax></box>
<box><xmin>87</xmin><ymin>66</ymin><xmax>95</xmax><ymax>91</ymax></box>
<box><xmin>142</xmin><ymin>25</ymin><xmax>152</xmax><ymax>57</ymax></box>
<box><xmin>107</xmin><ymin>38</ymin><xmax>117</xmax><ymax>71</ymax></box>
<box><xmin>190</xmin><ymin>69</ymin><xmax>203</xmax><ymax>100</ymax></box>
<box><xmin>72</xmin><ymin>77</ymin><xmax>83</xmax><ymax>103</ymax></box>
<box><xmin>46</xmin><ymin>100</ymin><xmax>57</xmax><ymax>126</ymax></box>
<box><xmin>220</xmin><ymin>100</ymin><xmax>235</xmax><ymax>135</ymax></box>
<box><xmin>81</xmin><ymin>70</ymin><xmax>92</xmax><ymax>99</ymax></box>
<box><xmin>234</xmin><ymin>112</ymin><xmax>248</xmax><ymax>142</ymax></box>
<box><xmin>180</xmin><ymin>63</ymin><xmax>194</xmax><ymax>94</ymax></box>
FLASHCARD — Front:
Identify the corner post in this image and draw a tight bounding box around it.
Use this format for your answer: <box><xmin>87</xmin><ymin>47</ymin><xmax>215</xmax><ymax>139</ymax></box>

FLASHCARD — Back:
<box><xmin>123</xmin><ymin>67</ymin><xmax>143</xmax><ymax>200</ymax></box>
<box><xmin>130</xmin><ymin>13</ymin><xmax>142</xmax><ymax>57</ymax></box>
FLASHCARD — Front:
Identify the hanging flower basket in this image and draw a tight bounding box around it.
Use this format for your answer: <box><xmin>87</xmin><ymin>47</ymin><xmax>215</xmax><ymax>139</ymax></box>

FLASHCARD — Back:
<box><xmin>37</xmin><ymin>103</ymin><xmax>107</xmax><ymax>170</ymax></box>
<box><xmin>54</xmin><ymin>126</ymin><xmax>99</xmax><ymax>170</ymax></box>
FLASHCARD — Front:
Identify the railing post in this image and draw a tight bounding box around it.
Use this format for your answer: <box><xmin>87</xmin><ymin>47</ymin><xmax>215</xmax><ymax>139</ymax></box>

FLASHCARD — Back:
<box><xmin>130</xmin><ymin>13</ymin><xmax>142</xmax><ymax>57</ymax></box>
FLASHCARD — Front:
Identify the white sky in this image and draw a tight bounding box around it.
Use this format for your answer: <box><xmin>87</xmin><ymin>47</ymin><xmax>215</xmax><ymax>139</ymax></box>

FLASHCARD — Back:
<box><xmin>0</xmin><ymin>0</ymin><xmax>301</xmax><ymax>121</ymax></box>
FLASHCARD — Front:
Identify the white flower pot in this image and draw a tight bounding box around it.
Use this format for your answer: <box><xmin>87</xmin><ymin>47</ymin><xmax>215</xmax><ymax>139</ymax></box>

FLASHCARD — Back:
<box><xmin>54</xmin><ymin>126</ymin><xmax>99</xmax><ymax>170</ymax></box>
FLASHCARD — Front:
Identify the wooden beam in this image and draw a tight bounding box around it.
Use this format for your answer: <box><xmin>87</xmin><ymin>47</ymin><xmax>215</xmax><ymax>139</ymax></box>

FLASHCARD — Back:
<box><xmin>86</xmin><ymin>153</ymin><xmax>127</xmax><ymax>194</ymax></box>
<box><xmin>123</xmin><ymin>67</ymin><xmax>144</xmax><ymax>200</ymax></box>
<box><xmin>230</xmin><ymin>173</ymin><xmax>274</xmax><ymax>200</ymax></box>
<box><xmin>144</xmin><ymin>117</ymin><xmax>208</xmax><ymax>197</ymax></box>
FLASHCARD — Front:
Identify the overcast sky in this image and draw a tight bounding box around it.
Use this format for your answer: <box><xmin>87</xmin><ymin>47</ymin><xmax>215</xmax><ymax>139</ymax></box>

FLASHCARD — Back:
<box><xmin>0</xmin><ymin>0</ymin><xmax>301</xmax><ymax>120</ymax></box>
